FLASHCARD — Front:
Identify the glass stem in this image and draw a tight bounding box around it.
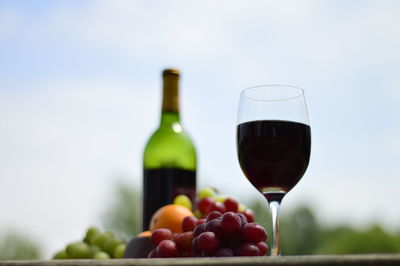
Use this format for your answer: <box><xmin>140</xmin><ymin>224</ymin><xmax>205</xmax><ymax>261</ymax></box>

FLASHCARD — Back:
<box><xmin>269</xmin><ymin>201</ymin><xmax>281</xmax><ymax>256</ymax></box>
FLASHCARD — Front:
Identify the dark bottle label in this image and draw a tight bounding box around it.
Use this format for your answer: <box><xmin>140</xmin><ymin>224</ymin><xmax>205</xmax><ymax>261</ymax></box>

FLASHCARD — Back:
<box><xmin>142</xmin><ymin>168</ymin><xmax>196</xmax><ymax>231</ymax></box>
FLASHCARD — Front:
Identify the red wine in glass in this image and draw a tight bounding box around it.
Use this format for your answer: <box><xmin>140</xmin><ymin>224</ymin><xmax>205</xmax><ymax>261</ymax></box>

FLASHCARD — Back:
<box><xmin>237</xmin><ymin>120</ymin><xmax>311</xmax><ymax>202</ymax></box>
<box><xmin>236</xmin><ymin>85</ymin><xmax>311</xmax><ymax>256</ymax></box>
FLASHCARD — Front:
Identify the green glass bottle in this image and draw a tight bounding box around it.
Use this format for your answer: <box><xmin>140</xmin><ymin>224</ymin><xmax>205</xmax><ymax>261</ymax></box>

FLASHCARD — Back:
<box><xmin>142</xmin><ymin>69</ymin><xmax>197</xmax><ymax>230</ymax></box>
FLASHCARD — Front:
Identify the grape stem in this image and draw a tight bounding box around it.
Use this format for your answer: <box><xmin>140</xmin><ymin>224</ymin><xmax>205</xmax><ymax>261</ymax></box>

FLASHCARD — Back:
<box><xmin>269</xmin><ymin>201</ymin><xmax>281</xmax><ymax>256</ymax></box>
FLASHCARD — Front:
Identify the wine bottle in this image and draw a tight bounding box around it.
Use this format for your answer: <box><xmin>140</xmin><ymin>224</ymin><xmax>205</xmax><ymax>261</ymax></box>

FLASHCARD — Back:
<box><xmin>142</xmin><ymin>68</ymin><xmax>197</xmax><ymax>230</ymax></box>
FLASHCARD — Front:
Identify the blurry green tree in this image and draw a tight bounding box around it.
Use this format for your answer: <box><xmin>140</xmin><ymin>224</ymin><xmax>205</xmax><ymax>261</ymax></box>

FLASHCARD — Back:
<box><xmin>249</xmin><ymin>200</ymin><xmax>323</xmax><ymax>254</ymax></box>
<box><xmin>249</xmin><ymin>199</ymin><xmax>400</xmax><ymax>255</ymax></box>
<box><xmin>315</xmin><ymin>225</ymin><xmax>400</xmax><ymax>254</ymax></box>
<box><xmin>280</xmin><ymin>205</ymin><xmax>323</xmax><ymax>254</ymax></box>
<box><xmin>0</xmin><ymin>230</ymin><xmax>41</xmax><ymax>260</ymax></box>
<box><xmin>101</xmin><ymin>182</ymin><xmax>140</xmax><ymax>240</ymax></box>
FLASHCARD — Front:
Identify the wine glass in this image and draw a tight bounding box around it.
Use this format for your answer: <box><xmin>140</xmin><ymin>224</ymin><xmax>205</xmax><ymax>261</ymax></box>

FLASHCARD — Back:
<box><xmin>236</xmin><ymin>85</ymin><xmax>311</xmax><ymax>256</ymax></box>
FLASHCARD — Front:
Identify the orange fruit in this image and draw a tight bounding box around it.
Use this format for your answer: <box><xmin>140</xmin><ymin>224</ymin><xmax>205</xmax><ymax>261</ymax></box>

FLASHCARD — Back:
<box><xmin>137</xmin><ymin>230</ymin><xmax>152</xmax><ymax>237</ymax></box>
<box><xmin>149</xmin><ymin>204</ymin><xmax>194</xmax><ymax>233</ymax></box>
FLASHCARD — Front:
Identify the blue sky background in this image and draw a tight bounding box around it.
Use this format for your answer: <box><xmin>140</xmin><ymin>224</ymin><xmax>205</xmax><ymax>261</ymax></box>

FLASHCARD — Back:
<box><xmin>1</xmin><ymin>0</ymin><xmax>399</xmax><ymax>257</ymax></box>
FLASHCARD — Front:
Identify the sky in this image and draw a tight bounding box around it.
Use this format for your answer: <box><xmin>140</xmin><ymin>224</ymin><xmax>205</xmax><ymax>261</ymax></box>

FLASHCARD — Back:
<box><xmin>1</xmin><ymin>0</ymin><xmax>400</xmax><ymax>258</ymax></box>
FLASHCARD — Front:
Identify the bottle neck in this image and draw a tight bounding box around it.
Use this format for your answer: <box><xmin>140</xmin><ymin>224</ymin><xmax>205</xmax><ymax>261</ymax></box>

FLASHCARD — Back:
<box><xmin>160</xmin><ymin>71</ymin><xmax>180</xmax><ymax>126</ymax></box>
<box><xmin>162</xmin><ymin>74</ymin><xmax>179</xmax><ymax>113</ymax></box>
<box><xmin>160</xmin><ymin>111</ymin><xmax>180</xmax><ymax>127</ymax></box>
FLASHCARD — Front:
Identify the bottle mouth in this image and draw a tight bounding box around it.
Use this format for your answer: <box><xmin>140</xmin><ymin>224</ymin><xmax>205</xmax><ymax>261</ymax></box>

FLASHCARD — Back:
<box><xmin>163</xmin><ymin>69</ymin><xmax>180</xmax><ymax>76</ymax></box>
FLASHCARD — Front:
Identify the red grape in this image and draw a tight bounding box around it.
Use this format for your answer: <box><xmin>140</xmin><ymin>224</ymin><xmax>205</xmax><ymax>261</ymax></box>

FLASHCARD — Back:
<box><xmin>197</xmin><ymin>197</ymin><xmax>217</xmax><ymax>214</ymax></box>
<box><xmin>256</xmin><ymin>241</ymin><xmax>268</xmax><ymax>256</ymax></box>
<box><xmin>156</xmin><ymin>240</ymin><xmax>178</xmax><ymax>258</ymax></box>
<box><xmin>193</xmin><ymin>223</ymin><xmax>206</xmax><ymax>237</ymax></box>
<box><xmin>241</xmin><ymin>209</ymin><xmax>255</xmax><ymax>223</ymax></box>
<box><xmin>150</xmin><ymin>228</ymin><xmax>174</xmax><ymax>246</ymax></box>
<box><xmin>237</xmin><ymin>213</ymin><xmax>248</xmax><ymax>227</ymax></box>
<box><xmin>214</xmin><ymin>247</ymin><xmax>234</xmax><ymax>257</ymax></box>
<box><xmin>191</xmin><ymin>237</ymin><xmax>201</xmax><ymax>254</ymax></box>
<box><xmin>234</xmin><ymin>242</ymin><xmax>260</xmax><ymax>256</ymax></box>
<box><xmin>221</xmin><ymin>212</ymin><xmax>241</xmax><ymax>235</ymax></box>
<box><xmin>205</xmin><ymin>219</ymin><xmax>224</xmax><ymax>237</ymax></box>
<box><xmin>240</xmin><ymin>223</ymin><xmax>266</xmax><ymax>243</ymax></box>
<box><xmin>147</xmin><ymin>249</ymin><xmax>158</xmax><ymax>258</ymax></box>
<box><xmin>197</xmin><ymin>232</ymin><xmax>221</xmax><ymax>255</ymax></box>
<box><xmin>215</xmin><ymin>202</ymin><xmax>227</xmax><ymax>213</ymax></box>
<box><xmin>174</xmin><ymin>232</ymin><xmax>194</xmax><ymax>251</ymax></box>
<box><xmin>196</xmin><ymin>218</ymin><xmax>206</xmax><ymax>226</ymax></box>
<box><xmin>182</xmin><ymin>216</ymin><xmax>198</xmax><ymax>232</ymax></box>
<box><xmin>206</xmin><ymin>211</ymin><xmax>222</xmax><ymax>222</ymax></box>
<box><xmin>224</xmin><ymin>198</ymin><xmax>239</xmax><ymax>212</ymax></box>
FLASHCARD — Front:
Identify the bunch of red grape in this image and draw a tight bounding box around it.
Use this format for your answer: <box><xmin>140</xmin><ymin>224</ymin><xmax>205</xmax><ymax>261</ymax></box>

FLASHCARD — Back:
<box><xmin>148</xmin><ymin>211</ymin><xmax>268</xmax><ymax>258</ymax></box>
<box><xmin>196</xmin><ymin>196</ymin><xmax>255</xmax><ymax>223</ymax></box>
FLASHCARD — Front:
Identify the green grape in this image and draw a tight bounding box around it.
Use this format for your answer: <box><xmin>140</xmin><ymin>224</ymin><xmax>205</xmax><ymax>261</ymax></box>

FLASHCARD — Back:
<box><xmin>113</xmin><ymin>243</ymin><xmax>126</xmax><ymax>259</ymax></box>
<box><xmin>194</xmin><ymin>209</ymin><xmax>202</xmax><ymax>219</ymax></box>
<box><xmin>66</xmin><ymin>242</ymin><xmax>91</xmax><ymax>259</ymax></box>
<box><xmin>92</xmin><ymin>233</ymin><xmax>108</xmax><ymax>249</ymax></box>
<box><xmin>93</xmin><ymin>251</ymin><xmax>110</xmax><ymax>259</ymax></box>
<box><xmin>103</xmin><ymin>231</ymin><xmax>115</xmax><ymax>239</ymax></box>
<box><xmin>213</xmin><ymin>195</ymin><xmax>228</xmax><ymax>203</ymax></box>
<box><xmin>83</xmin><ymin>226</ymin><xmax>101</xmax><ymax>244</ymax></box>
<box><xmin>197</xmin><ymin>187</ymin><xmax>216</xmax><ymax>199</ymax></box>
<box><xmin>173</xmin><ymin>194</ymin><xmax>192</xmax><ymax>210</ymax></box>
<box><xmin>89</xmin><ymin>245</ymin><xmax>101</xmax><ymax>257</ymax></box>
<box><xmin>238</xmin><ymin>203</ymin><xmax>247</xmax><ymax>212</ymax></box>
<box><xmin>103</xmin><ymin>238</ymin><xmax>120</xmax><ymax>257</ymax></box>
<box><xmin>53</xmin><ymin>250</ymin><xmax>69</xmax><ymax>259</ymax></box>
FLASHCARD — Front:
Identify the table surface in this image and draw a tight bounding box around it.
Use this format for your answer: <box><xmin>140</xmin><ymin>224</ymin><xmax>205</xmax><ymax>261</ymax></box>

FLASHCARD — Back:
<box><xmin>2</xmin><ymin>254</ymin><xmax>400</xmax><ymax>266</ymax></box>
